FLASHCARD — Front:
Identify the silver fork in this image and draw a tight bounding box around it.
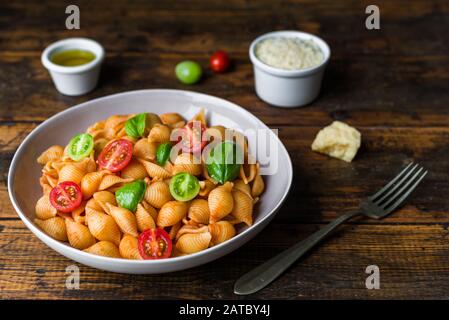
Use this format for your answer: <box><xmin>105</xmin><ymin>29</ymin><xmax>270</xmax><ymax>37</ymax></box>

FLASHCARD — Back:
<box><xmin>234</xmin><ymin>162</ymin><xmax>428</xmax><ymax>295</ymax></box>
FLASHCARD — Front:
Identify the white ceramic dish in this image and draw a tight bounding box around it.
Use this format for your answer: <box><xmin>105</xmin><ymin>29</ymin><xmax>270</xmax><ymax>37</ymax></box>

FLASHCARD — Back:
<box><xmin>249</xmin><ymin>30</ymin><xmax>331</xmax><ymax>108</ymax></box>
<box><xmin>41</xmin><ymin>38</ymin><xmax>104</xmax><ymax>96</ymax></box>
<box><xmin>8</xmin><ymin>89</ymin><xmax>293</xmax><ymax>274</ymax></box>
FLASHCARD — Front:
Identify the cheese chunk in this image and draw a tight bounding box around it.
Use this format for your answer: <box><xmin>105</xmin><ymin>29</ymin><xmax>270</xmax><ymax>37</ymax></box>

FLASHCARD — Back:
<box><xmin>311</xmin><ymin>121</ymin><xmax>361</xmax><ymax>162</ymax></box>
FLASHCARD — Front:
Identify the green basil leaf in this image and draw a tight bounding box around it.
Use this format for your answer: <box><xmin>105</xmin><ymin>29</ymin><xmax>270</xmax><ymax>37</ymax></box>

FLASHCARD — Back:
<box><xmin>156</xmin><ymin>143</ymin><xmax>172</xmax><ymax>166</ymax></box>
<box><xmin>206</xmin><ymin>141</ymin><xmax>242</xmax><ymax>184</ymax></box>
<box><xmin>125</xmin><ymin>113</ymin><xmax>146</xmax><ymax>138</ymax></box>
<box><xmin>115</xmin><ymin>180</ymin><xmax>147</xmax><ymax>213</ymax></box>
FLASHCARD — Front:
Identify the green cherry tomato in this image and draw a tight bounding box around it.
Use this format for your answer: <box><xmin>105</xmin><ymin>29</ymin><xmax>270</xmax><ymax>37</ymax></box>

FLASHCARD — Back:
<box><xmin>67</xmin><ymin>133</ymin><xmax>94</xmax><ymax>161</ymax></box>
<box><xmin>175</xmin><ymin>61</ymin><xmax>202</xmax><ymax>84</ymax></box>
<box><xmin>169</xmin><ymin>173</ymin><xmax>200</xmax><ymax>202</ymax></box>
<box><xmin>156</xmin><ymin>143</ymin><xmax>172</xmax><ymax>166</ymax></box>
<box><xmin>115</xmin><ymin>180</ymin><xmax>147</xmax><ymax>213</ymax></box>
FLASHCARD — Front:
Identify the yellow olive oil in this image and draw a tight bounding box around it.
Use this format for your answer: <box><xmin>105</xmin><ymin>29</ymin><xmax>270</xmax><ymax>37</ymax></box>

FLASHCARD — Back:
<box><xmin>51</xmin><ymin>49</ymin><xmax>96</xmax><ymax>67</ymax></box>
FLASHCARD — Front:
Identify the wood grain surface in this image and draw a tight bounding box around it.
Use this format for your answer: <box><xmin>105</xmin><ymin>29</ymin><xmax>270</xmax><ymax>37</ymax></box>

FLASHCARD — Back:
<box><xmin>1</xmin><ymin>0</ymin><xmax>449</xmax><ymax>299</ymax></box>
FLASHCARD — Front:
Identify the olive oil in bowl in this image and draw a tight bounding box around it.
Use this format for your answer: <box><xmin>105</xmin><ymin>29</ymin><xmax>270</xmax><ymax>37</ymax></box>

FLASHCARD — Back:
<box><xmin>51</xmin><ymin>49</ymin><xmax>96</xmax><ymax>67</ymax></box>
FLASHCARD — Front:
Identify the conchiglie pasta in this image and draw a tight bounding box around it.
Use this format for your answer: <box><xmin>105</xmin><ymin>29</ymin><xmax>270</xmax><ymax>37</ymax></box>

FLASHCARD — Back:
<box><xmin>144</xmin><ymin>180</ymin><xmax>173</xmax><ymax>208</ymax></box>
<box><xmin>187</xmin><ymin>199</ymin><xmax>210</xmax><ymax>224</ymax></box>
<box><xmin>176</xmin><ymin>232</ymin><xmax>212</xmax><ymax>254</ymax></box>
<box><xmin>157</xmin><ymin>201</ymin><xmax>188</xmax><ymax>227</ymax></box>
<box><xmin>106</xmin><ymin>203</ymin><xmax>139</xmax><ymax>237</ymax></box>
<box><xmin>121</xmin><ymin>159</ymin><xmax>147</xmax><ymax>180</ymax></box>
<box><xmin>208</xmin><ymin>182</ymin><xmax>234</xmax><ymax>223</ymax></box>
<box><xmin>230</xmin><ymin>190</ymin><xmax>254</xmax><ymax>226</ymax></box>
<box><xmin>35</xmin><ymin>217</ymin><xmax>68</xmax><ymax>241</ymax></box>
<box><xmin>209</xmin><ymin>221</ymin><xmax>236</xmax><ymax>245</ymax></box>
<box><xmin>35</xmin><ymin>194</ymin><xmax>57</xmax><ymax>220</ymax></box>
<box><xmin>84</xmin><ymin>241</ymin><xmax>121</xmax><ymax>258</ymax></box>
<box><xmin>119</xmin><ymin>235</ymin><xmax>141</xmax><ymax>259</ymax></box>
<box><xmin>133</xmin><ymin>138</ymin><xmax>157</xmax><ymax>161</ymax></box>
<box><xmin>34</xmin><ymin>111</ymin><xmax>266</xmax><ymax>260</ymax></box>
<box><xmin>148</xmin><ymin>124</ymin><xmax>171</xmax><ymax>143</ymax></box>
<box><xmin>37</xmin><ymin>145</ymin><xmax>64</xmax><ymax>165</ymax></box>
<box><xmin>86</xmin><ymin>210</ymin><xmax>121</xmax><ymax>245</ymax></box>
<box><xmin>138</xmin><ymin>159</ymin><xmax>172</xmax><ymax>179</ymax></box>
<box><xmin>135</xmin><ymin>203</ymin><xmax>156</xmax><ymax>232</ymax></box>
<box><xmin>172</xmin><ymin>153</ymin><xmax>202</xmax><ymax>176</ymax></box>
<box><xmin>65</xmin><ymin>219</ymin><xmax>96</xmax><ymax>249</ymax></box>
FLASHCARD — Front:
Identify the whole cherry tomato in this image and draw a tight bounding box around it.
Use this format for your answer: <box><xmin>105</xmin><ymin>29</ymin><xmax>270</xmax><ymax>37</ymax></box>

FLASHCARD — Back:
<box><xmin>210</xmin><ymin>50</ymin><xmax>230</xmax><ymax>73</ymax></box>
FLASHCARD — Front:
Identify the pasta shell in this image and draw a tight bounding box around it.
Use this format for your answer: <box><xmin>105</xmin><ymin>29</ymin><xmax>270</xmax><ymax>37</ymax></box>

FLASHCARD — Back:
<box><xmin>35</xmin><ymin>195</ymin><xmax>57</xmax><ymax>220</ymax></box>
<box><xmin>133</xmin><ymin>138</ymin><xmax>157</xmax><ymax>161</ymax></box>
<box><xmin>141</xmin><ymin>200</ymin><xmax>158</xmax><ymax>220</ymax></box>
<box><xmin>205</xmin><ymin>125</ymin><xmax>226</xmax><ymax>143</ymax></box>
<box><xmin>106</xmin><ymin>203</ymin><xmax>139</xmax><ymax>237</ymax></box>
<box><xmin>86</xmin><ymin>210</ymin><xmax>121</xmax><ymax>245</ymax></box>
<box><xmin>104</xmin><ymin>114</ymin><xmax>128</xmax><ymax>130</ymax></box>
<box><xmin>37</xmin><ymin>145</ymin><xmax>64</xmax><ymax>165</ymax></box>
<box><xmin>176</xmin><ymin>232</ymin><xmax>211</xmax><ymax>254</ymax></box>
<box><xmin>93</xmin><ymin>191</ymin><xmax>117</xmax><ymax>213</ymax></box>
<box><xmin>230</xmin><ymin>190</ymin><xmax>253</xmax><ymax>226</ymax></box>
<box><xmin>121</xmin><ymin>159</ymin><xmax>148</xmax><ymax>180</ymax></box>
<box><xmin>119</xmin><ymin>235</ymin><xmax>141</xmax><ymax>260</ymax></box>
<box><xmin>209</xmin><ymin>221</ymin><xmax>236</xmax><ymax>245</ymax></box>
<box><xmin>84</xmin><ymin>241</ymin><xmax>121</xmax><ymax>258</ymax></box>
<box><xmin>73</xmin><ymin>157</ymin><xmax>96</xmax><ymax>173</ymax></box>
<box><xmin>144</xmin><ymin>180</ymin><xmax>173</xmax><ymax>208</ymax></box>
<box><xmin>251</xmin><ymin>174</ymin><xmax>265</xmax><ymax>198</ymax></box>
<box><xmin>191</xmin><ymin>109</ymin><xmax>207</xmax><ymax>127</ymax></box>
<box><xmin>198</xmin><ymin>180</ymin><xmax>216</xmax><ymax>197</ymax></box>
<box><xmin>72</xmin><ymin>200</ymin><xmax>87</xmax><ymax>225</ymax></box>
<box><xmin>172</xmin><ymin>153</ymin><xmax>202</xmax><ymax>176</ymax></box>
<box><xmin>138</xmin><ymin>159</ymin><xmax>172</xmax><ymax>179</ymax></box>
<box><xmin>160</xmin><ymin>113</ymin><xmax>185</xmax><ymax>125</ymax></box>
<box><xmin>157</xmin><ymin>201</ymin><xmax>188</xmax><ymax>227</ymax></box>
<box><xmin>86</xmin><ymin>197</ymin><xmax>103</xmax><ymax>213</ymax></box>
<box><xmin>208</xmin><ymin>182</ymin><xmax>234</xmax><ymax>223</ymax></box>
<box><xmin>81</xmin><ymin>170</ymin><xmax>109</xmax><ymax>199</ymax></box>
<box><xmin>98</xmin><ymin>174</ymin><xmax>133</xmax><ymax>191</ymax></box>
<box><xmin>58</xmin><ymin>163</ymin><xmax>85</xmax><ymax>184</ymax></box>
<box><xmin>148</xmin><ymin>124</ymin><xmax>171</xmax><ymax>143</ymax></box>
<box><xmin>65</xmin><ymin>219</ymin><xmax>96</xmax><ymax>249</ymax></box>
<box><xmin>233</xmin><ymin>179</ymin><xmax>252</xmax><ymax>198</ymax></box>
<box><xmin>135</xmin><ymin>203</ymin><xmax>156</xmax><ymax>232</ymax></box>
<box><xmin>240</xmin><ymin>162</ymin><xmax>257</xmax><ymax>185</ymax></box>
<box><xmin>169</xmin><ymin>221</ymin><xmax>182</xmax><ymax>240</ymax></box>
<box><xmin>35</xmin><ymin>217</ymin><xmax>68</xmax><ymax>241</ymax></box>
<box><xmin>187</xmin><ymin>199</ymin><xmax>210</xmax><ymax>224</ymax></box>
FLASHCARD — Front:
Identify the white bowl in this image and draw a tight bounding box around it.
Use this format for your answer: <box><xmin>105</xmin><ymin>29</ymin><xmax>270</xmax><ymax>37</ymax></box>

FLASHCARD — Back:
<box><xmin>41</xmin><ymin>38</ymin><xmax>104</xmax><ymax>96</ymax></box>
<box><xmin>249</xmin><ymin>30</ymin><xmax>331</xmax><ymax>108</ymax></box>
<box><xmin>8</xmin><ymin>89</ymin><xmax>293</xmax><ymax>274</ymax></box>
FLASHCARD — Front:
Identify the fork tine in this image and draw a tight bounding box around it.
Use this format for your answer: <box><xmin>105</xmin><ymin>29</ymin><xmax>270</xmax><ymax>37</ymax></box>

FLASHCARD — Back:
<box><xmin>373</xmin><ymin>163</ymin><xmax>420</xmax><ymax>204</ymax></box>
<box><xmin>383</xmin><ymin>169</ymin><xmax>428</xmax><ymax>213</ymax></box>
<box><xmin>370</xmin><ymin>162</ymin><xmax>415</xmax><ymax>200</ymax></box>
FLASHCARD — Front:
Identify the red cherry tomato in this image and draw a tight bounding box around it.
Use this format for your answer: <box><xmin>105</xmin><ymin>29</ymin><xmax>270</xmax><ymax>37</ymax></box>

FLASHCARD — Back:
<box><xmin>178</xmin><ymin>121</ymin><xmax>207</xmax><ymax>154</ymax></box>
<box><xmin>49</xmin><ymin>181</ymin><xmax>83</xmax><ymax>213</ymax></box>
<box><xmin>97</xmin><ymin>139</ymin><xmax>133</xmax><ymax>172</ymax></box>
<box><xmin>210</xmin><ymin>50</ymin><xmax>230</xmax><ymax>73</ymax></box>
<box><xmin>138</xmin><ymin>228</ymin><xmax>173</xmax><ymax>259</ymax></box>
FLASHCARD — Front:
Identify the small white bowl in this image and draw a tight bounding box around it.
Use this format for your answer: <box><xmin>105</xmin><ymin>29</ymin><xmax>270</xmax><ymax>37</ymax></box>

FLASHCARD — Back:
<box><xmin>249</xmin><ymin>30</ymin><xmax>331</xmax><ymax>108</ymax></box>
<box><xmin>41</xmin><ymin>38</ymin><xmax>104</xmax><ymax>96</ymax></box>
<box><xmin>8</xmin><ymin>89</ymin><xmax>293</xmax><ymax>274</ymax></box>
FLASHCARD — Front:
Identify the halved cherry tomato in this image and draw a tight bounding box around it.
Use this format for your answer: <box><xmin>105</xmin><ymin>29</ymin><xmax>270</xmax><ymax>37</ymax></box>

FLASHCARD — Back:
<box><xmin>97</xmin><ymin>139</ymin><xmax>133</xmax><ymax>172</ymax></box>
<box><xmin>49</xmin><ymin>181</ymin><xmax>83</xmax><ymax>213</ymax></box>
<box><xmin>178</xmin><ymin>121</ymin><xmax>207</xmax><ymax>154</ymax></box>
<box><xmin>138</xmin><ymin>228</ymin><xmax>173</xmax><ymax>259</ymax></box>
<box><xmin>210</xmin><ymin>50</ymin><xmax>230</xmax><ymax>73</ymax></box>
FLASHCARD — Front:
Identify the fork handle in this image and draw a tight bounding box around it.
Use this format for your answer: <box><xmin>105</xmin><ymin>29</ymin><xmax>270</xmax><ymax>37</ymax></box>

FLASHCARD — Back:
<box><xmin>234</xmin><ymin>210</ymin><xmax>361</xmax><ymax>295</ymax></box>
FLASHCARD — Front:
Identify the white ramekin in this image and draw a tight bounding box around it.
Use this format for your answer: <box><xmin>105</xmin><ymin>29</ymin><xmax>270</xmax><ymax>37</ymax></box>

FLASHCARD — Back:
<box><xmin>249</xmin><ymin>30</ymin><xmax>331</xmax><ymax>108</ymax></box>
<box><xmin>41</xmin><ymin>38</ymin><xmax>105</xmax><ymax>96</ymax></box>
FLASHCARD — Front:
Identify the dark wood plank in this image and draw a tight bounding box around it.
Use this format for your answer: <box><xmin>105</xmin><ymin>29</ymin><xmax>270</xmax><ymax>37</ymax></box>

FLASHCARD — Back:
<box><xmin>1</xmin><ymin>220</ymin><xmax>449</xmax><ymax>299</ymax></box>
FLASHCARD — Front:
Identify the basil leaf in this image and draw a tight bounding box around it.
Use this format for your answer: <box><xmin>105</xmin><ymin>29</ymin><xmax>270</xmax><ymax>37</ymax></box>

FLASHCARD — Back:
<box><xmin>206</xmin><ymin>141</ymin><xmax>242</xmax><ymax>184</ymax></box>
<box><xmin>125</xmin><ymin>113</ymin><xmax>146</xmax><ymax>138</ymax></box>
<box><xmin>156</xmin><ymin>143</ymin><xmax>172</xmax><ymax>166</ymax></box>
<box><xmin>115</xmin><ymin>180</ymin><xmax>147</xmax><ymax>213</ymax></box>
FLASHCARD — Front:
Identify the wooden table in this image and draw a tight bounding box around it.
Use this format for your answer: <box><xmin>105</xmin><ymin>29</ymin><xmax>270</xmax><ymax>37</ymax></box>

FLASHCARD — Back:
<box><xmin>1</xmin><ymin>0</ymin><xmax>449</xmax><ymax>300</ymax></box>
